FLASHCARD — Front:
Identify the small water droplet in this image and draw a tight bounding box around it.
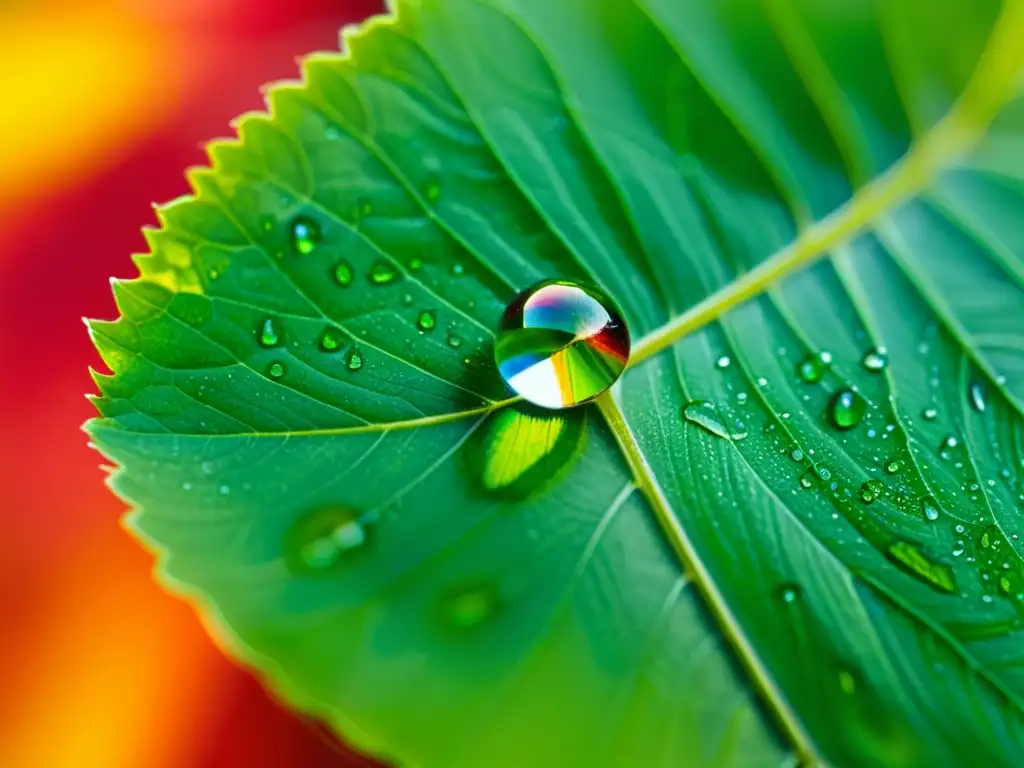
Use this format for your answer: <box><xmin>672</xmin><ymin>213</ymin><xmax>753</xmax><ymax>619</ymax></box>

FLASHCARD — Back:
<box><xmin>258</xmin><ymin>317</ymin><xmax>281</xmax><ymax>347</ymax></box>
<box><xmin>345</xmin><ymin>347</ymin><xmax>364</xmax><ymax>371</ymax></box>
<box><xmin>757</xmin><ymin>376</ymin><xmax>769</xmax><ymax>388</ymax></box>
<box><xmin>319</xmin><ymin>328</ymin><xmax>343</xmax><ymax>352</ymax></box>
<box><xmin>333</xmin><ymin>260</ymin><xmax>354</xmax><ymax>287</ymax></box>
<box><xmin>369</xmin><ymin>260</ymin><xmax>399</xmax><ymax>285</ymax></box>
<box><xmin>450</xmin><ymin>262</ymin><xmax>465</xmax><ymax>276</ymax></box>
<box><xmin>921</xmin><ymin>496</ymin><xmax>941</xmax><ymax>522</ymax></box>
<box><xmin>267</xmin><ymin>362</ymin><xmax>285</xmax><ymax>379</ymax></box>
<box><xmin>716</xmin><ymin>355</ymin><xmax>731</xmax><ymax>370</ymax></box>
<box><xmin>417</xmin><ymin>310</ymin><xmax>437</xmax><ymax>332</ymax></box>
<box><xmin>885</xmin><ymin>459</ymin><xmax>902</xmax><ymax>475</ymax></box>
<box><xmin>790</xmin><ymin>448</ymin><xmax>804</xmax><ymax>462</ymax></box>
<box><xmin>830</xmin><ymin>389</ymin><xmax>867</xmax><ymax>430</ymax></box>
<box><xmin>860</xmin><ymin>479</ymin><xmax>883</xmax><ymax>505</ymax></box>
<box><xmin>837</xmin><ymin>669</ymin><xmax>857</xmax><ymax>695</ymax></box>
<box><xmin>797</xmin><ymin>351</ymin><xmax>832</xmax><ymax>383</ymax></box>
<box><xmin>325</xmin><ymin>125</ymin><xmax>342</xmax><ymax>140</ymax></box>
<box><xmin>982</xmin><ymin>594</ymin><xmax>995</xmax><ymax>604</ymax></box>
<box><xmin>942</xmin><ymin>434</ymin><xmax>959</xmax><ymax>450</ymax></box>
<box><xmin>922</xmin><ymin>407</ymin><xmax>938</xmax><ymax>421</ymax></box>
<box><xmin>424</xmin><ymin>176</ymin><xmax>442</xmax><ymax>202</ymax></box>
<box><xmin>285</xmin><ymin>507</ymin><xmax>370</xmax><ymax>574</ymax></box>
<box><xmin>440</xmin><ymin>583</ymin><xmax>501</xmax><ymax>629</ymax></box>
<box><xmin>862</xmin><ymin>347</ymin><xmax>888</xmax><ymax>372</ymax></box>
<box><xmin>447</xmin><ymin>333</ymin><xmax>463</xmax><ymax>349</ymax></box>
<box><xmin>290</xmin><ymin>216</ymin><xmax>321</xmax><ymax>255</ymax></box>
<box><xmin>409</xmin><ymin>257</ymin><xmax>424</xmax><ymax>271</ymax></box>
<box><xmin>800</xmin><ymin>469</ymin><xmax>817</xmax><ymax>489</ymax></box>
<box><xmin>969</xmin><ymin>381</ymin><xmax>986</xmax><ymax>413</ymax></box>
<box><xmin>775</xmin><ymin>583</ymin><xmax>801</xmax><ymax>603</ymax></box>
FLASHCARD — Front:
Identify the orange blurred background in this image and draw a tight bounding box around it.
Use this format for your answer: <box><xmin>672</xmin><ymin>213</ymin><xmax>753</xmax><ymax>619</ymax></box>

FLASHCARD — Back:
<box><xmin>0</xmin><ymin>1</ymin><xmax>385</xmax><ymax>765</ymax></box>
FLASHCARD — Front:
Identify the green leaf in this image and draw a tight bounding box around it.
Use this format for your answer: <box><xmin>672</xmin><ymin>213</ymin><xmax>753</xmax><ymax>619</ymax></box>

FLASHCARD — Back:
<box><xmin>87</xmin><ymin>0</ymin><xmax>1024</xmax><ymax>765</ymax></box>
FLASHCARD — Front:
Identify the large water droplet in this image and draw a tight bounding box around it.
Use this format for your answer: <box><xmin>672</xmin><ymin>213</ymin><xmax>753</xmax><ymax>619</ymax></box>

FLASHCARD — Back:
<box><xmin>862</xmin><ymin>347</ymin><xmax>888</xmax><ymax>372</ymax></box>
<box><xmin>921</xmin><ymin>496</ymin><xmax>941</xmax><ymax>522</ymax></box>
<box><xmin>417</xmin><ymin>310</ymin><xmax>437</xmax><ymax>333</ymax></box>
<box><xmin>284</xmin><ymin>507</ymin><xmax>370</xmax><ymax>574</ymax></box>
<box><xmin>830</xmin><ymin>389</ymin><xmax>866</xmax><ymax>430</ymax></box>
<box><xmin>683</xmin><ymin>401</ymin><xmax>732</xmax><ymax>440</ymax></box>
<box><xmin>291</xmin><ymin>216</ymin><xmax>321</xmax><ymax>255</ymax></box>
<box><xmin>368</xmin><ymin>260</ymin><xmax>398</xmax><ymax>285</ymax></box>
<box><xmin>333</xmin><ymin>260</ymin><xmax>354</xmax><ymax>287</ymax></box>
<box><xmin>345</xmin><ymin>347</ymin><xmax>364</xmax><ymax>371</ymax></box>
<box><xmin>969</xmin><ymin>381</ymin><xmax>987</xmax><ymax>413</ymax></box>
<box><xmin>258</xmin><ymin>317</ymin><xmax>281</xmax><ymax>347</ymax></box>
<box><xmin>319</xmin><ymin>328</ymin><xmax>342</xmax><ymax>353</ymax></box>
<box><xmin>797</xmin><ymin>351</ymin><xmax>832</xmax><ymax>383</ymax></box>
<box><xmin>495</xmin><ymin>280</ymin><xmax>629</xmax><ymax>409</ymax></box>
<box><xmin>440</xmin><ymin>583</ymin><xmax>501</xmax><ymax>629</ymax></box>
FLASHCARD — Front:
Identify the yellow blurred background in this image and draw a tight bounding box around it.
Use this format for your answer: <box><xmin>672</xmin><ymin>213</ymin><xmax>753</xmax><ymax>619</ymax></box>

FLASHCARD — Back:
<box><xmin>0</xmin><ymin>1</ymin><xmax>383</xmax><ymax>765</ymax></box>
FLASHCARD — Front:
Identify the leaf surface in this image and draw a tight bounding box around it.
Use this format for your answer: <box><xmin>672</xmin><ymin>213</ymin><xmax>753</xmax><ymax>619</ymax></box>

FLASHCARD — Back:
<box><xmin>88</xmin><ymin>1</ymin><xmax>1024</xmax><ymax>765</ymax></box>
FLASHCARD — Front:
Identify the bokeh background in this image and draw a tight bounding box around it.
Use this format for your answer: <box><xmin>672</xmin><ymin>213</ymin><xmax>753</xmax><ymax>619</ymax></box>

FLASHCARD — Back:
<box><xmin>0</xmin><ymin>1</ymin><xmax>388</xmax><ymax>765</ymax></box>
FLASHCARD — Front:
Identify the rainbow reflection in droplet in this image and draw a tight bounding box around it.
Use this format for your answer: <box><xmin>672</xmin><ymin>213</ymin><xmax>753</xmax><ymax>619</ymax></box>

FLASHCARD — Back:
<box><xmin>495</xmin><ymin>280</ymin><xmax>630</xmax><ymax>409</ymax></box>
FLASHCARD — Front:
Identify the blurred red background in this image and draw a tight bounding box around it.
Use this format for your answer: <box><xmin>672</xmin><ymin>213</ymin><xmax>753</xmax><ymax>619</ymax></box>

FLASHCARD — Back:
<box><xmin>0</xmin><ymin>1</ymin><xmax>387</xmax><ymax>765</ymax></box>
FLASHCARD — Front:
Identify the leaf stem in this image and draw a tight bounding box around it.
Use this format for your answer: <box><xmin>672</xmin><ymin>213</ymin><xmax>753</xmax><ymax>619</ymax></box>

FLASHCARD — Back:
<box><xmin>594</xmin><ymin>389</ymin><xmax>820</xmax><ymax>764</ymax></box>
<box><xmin>629</xmin><ymin>0</ymin><xmax>1024</xmax><ymax>367</ymax></box>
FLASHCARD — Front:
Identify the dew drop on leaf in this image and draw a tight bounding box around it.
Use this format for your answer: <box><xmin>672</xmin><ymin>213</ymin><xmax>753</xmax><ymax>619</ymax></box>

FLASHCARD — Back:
<box><xmin>969</xmin><ymin>381</ymin><xmax>987</xmax><ymax>413</ymax></box>
<box><xmin>830</xmin><ymin>389</ymin><xmax>867</xmax><ymax>430</ymax></box>
<box><xmin>921</xmin><ymin>496</ymin><xmax>941</xmax><ymax>522</ymax></box>
<box><xmin>790</xmin><ymin>448</ymin><xmax>804</xmax><ymax>462</ymax></box>
<box><xmin>417</xmin><ymin>310</ymin><xmax>437</xmax><ymax>332</ymax></box>
<box><xmin>368</xmin><ymin>260</ymin><xmax>398</xmax><ymax>285</ymax></box>
<box><xmin>862</xmin><ymin>347</ymin><xmax>888</xmax><ymax>372</ymax></box>
<box><xmin>424</xmin><ymin>176</ymin><xmax>442</xmax><ymax>202</ymax></box>
<box><xmin>333</xmin><ymin>260</ymin><xmax>354</xmax><ymax>287</ymax></box>
<box><xmin>797</xmin><ymin>350</ymin><xmax>832</xmax><ymax>383</ymax></box>
<box><xmin>800</xmin><ymin>469</ymin><xmax>817</xmax><ymax>489</ymax></box>
<box><xmin>683</xmin><ymin>401</ymin><xmax>732</xmax><ymax>440</ymax></box>
<box><xmin>409</xmin><ymin>257</ymin><xmax>424</xmax><ymax>271</ymax></box>
<box><xmin>319</xmin><ymin>328</ymin><xmax>342</xmax><ymax>352</ymax></box>
<box><xmin>439</xmin><ymin>583</ymin><xmax>501</xmax><ymax>629</ymax></box>
<box><xmin>290</xmin><ymin>216</ymin><xmax>321</xmax><ymax>255</ymax></box>
<box><xmin>860</xmin><ymin>479</ymin><xmax>883</xmax><ymax>505</ymax></box>
<box><xmin>921</xmin><ymin>407</ymin><xmax>938</xmax><ymax>421</ymax></box>
<box><xmin>838</xmin><ymin>668</ymin><xmax>857</xmax><ymax>695</ymax></box>
<box><xmin>258</xmin><ymin>317</ymin><xmax>281</xmax><ymax>348</ymax></box>
<box><xmin>266</xmin><ymin>362</ymin><xmax>285</xmax><ymax>379</ymax></box>
<box><xmin>450</xmin><ymin>263</ymin><xmax>465</xmax><ymax>276</ymax></box>
<box><xmin>495</xmin><ymin>280</ymin><xmax>629</xmax><ymax>409</ymax></box>
<box><xmin>716</xmin><ymin>355</ymin><xmax>731</xmax><ymax>369</ymax></box>
<box><xmin>345</xmin><ymin>347</ymin><xmax>364</xmax><ymax>371</ymax></box>
<box><xmin>885</xmin><ymin>459</ymin><xmax>902</xmax><ymax>475</ymax></box>
<box><xmin>447</xmin><ymin>333</ymin><xmax>463</xmax><ymax>349</ymax></box>
<box><xmin>775</xmin><ymin>583</ymin><xmax>801</xmax><ymax>604</ymax></box>
<box><xmin>284</xmin><ymin>507</ymin><xmax>370</xmax><ymax>574</ymax></box>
